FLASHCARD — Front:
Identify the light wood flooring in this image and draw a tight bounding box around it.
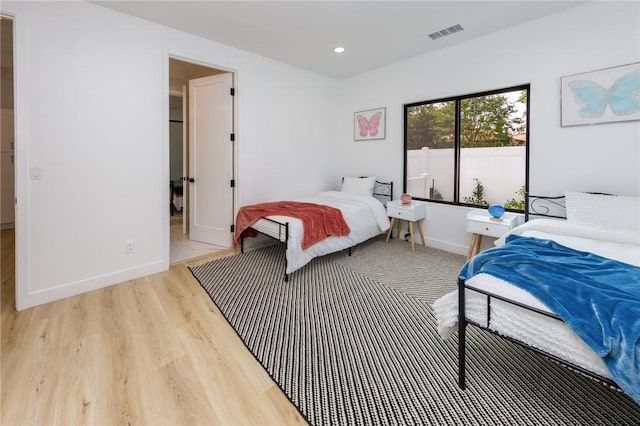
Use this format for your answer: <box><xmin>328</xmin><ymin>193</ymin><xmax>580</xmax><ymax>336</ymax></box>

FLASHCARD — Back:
<box><xmin>1</xmin><ymin>229</ymin><xmax>307</xmax><ymax>425</ymax></box>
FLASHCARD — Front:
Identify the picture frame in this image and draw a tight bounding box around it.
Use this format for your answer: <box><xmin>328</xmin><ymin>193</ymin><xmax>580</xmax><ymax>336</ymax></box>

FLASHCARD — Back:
<box><xmin>561</xmin><ymin>62</ymin><xmax>640</xmax><ymax>127</ymax></box>
<box><xmin>354</xmin><ymin>107</ymin><xmax>386</xmax><ymax>140</ymax></box>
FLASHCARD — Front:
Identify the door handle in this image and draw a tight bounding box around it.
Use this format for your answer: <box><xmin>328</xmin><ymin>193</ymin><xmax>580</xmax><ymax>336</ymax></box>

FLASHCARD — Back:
<box><xmin>188</xmin><ymin>177</ymin><xmax>195</xmax><ymax>183</ymax></box>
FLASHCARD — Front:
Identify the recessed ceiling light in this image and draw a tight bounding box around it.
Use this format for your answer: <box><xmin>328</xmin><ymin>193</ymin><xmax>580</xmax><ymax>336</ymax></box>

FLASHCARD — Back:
<box><xmin>334</xmin><ymin>46</ymin><xmax>345</xmax><ymax>53</ymax></box>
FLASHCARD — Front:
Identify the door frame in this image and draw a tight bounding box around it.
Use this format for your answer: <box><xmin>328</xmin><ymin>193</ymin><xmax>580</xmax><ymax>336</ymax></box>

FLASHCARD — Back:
<box><xmin>163</xmin><ymin>52</ymin><xmax>238</xmax><ymax>267</ymax></box>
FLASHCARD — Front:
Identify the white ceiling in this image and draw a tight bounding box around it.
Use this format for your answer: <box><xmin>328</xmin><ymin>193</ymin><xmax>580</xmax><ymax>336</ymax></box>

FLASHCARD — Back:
<box><xmin>94</xmin><ymin>1</ymin><xmax>586</xmax><ymax>79</ymax></box>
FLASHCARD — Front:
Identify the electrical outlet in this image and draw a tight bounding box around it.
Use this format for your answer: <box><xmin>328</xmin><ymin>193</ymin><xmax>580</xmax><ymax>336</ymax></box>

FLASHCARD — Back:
<box><xmin>124</xmin><ymin>240</ymin><xmax>135</xmax><ymax>255</ymax></box>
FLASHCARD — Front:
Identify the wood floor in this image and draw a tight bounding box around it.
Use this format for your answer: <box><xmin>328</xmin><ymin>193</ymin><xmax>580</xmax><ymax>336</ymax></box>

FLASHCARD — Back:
<box><xmin>0</xmin><ymin>229</ymin><xmax>307</xmax><ymax>425</ymax></box>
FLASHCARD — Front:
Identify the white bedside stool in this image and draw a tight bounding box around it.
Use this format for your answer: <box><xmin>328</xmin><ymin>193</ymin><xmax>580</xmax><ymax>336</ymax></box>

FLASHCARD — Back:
<box><xmin>385</xmin><ymin>199</ymin><xmax>427</xmax><ymax>252</ymax></box>
<box><xmin>466</xmin><ymin>209</ymin><xmax>524</xmax><ymax>260</ymax></box>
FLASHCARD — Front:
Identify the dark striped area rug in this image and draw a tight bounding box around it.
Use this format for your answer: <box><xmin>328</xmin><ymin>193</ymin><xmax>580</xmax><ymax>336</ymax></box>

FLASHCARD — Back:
<box><xmin>188</xmin><ymin>237</ymin><xmax>640</xmax><ymax>425</ymax></box>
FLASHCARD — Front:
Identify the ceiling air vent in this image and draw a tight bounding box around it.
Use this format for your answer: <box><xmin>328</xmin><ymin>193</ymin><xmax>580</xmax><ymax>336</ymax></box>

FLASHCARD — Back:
<box><xmin>427</xmin><ymin>24</ymin><xmax>464</xmax><ymax>40</ymax></box>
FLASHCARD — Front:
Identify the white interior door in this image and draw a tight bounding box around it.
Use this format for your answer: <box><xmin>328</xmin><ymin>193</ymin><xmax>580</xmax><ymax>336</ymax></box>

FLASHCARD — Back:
<box><xmin>188</xmin><ymin>73</ymin><xmax>234</xmax><ymax>247</ymax></box>
<box><xmin>181</xmin><ymin>85</ymin><xmax>188</xmax><ymax>235</ymax></box>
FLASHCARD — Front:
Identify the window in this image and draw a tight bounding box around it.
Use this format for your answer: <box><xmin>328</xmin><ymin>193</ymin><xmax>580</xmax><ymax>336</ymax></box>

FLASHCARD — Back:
<box><xmin>404</xmin><ymin>85</ymin><xmax>529</xmax><ymax>211</ymax></box>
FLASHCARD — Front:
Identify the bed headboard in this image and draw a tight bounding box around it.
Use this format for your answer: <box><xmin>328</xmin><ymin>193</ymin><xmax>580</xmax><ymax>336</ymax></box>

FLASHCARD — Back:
<box><xmin>373</xmin><ymin>180</ymin><xmax>393</xmax><ymax>204</ymax></box>
<box><xmin>341</xmin><ymin>176</ymin><xmax>393</xmax><ymax>204</ymax></box>
<box><xmin>526</xmin><ymin>192</ymin><xmax>619</xmax><ymax>221</ymax></box>
<box><xmin>526</xmin><ymin>195</ymin><xmax>566</xmax><ymax>221</ymax></box>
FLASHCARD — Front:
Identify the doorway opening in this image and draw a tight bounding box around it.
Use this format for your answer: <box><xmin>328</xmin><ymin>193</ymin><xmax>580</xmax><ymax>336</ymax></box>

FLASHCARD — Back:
<box><xmin>1</xmin><ymin>14</ymin><xmax>15</xmax><ymax>307</ymax></box>
<box><xmin>1</xmin><ymin>15</ymin><xmax>14</xmax><ymax>231</ymax></box>
<box><xmin>168</xmin><ymin>57</ymin><xmax>235</xmax><ymax>263</ymax></box>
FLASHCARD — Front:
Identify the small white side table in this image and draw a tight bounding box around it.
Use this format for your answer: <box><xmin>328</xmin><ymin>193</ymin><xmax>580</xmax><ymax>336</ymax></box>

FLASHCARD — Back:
<box><xmin>466</xmin><ymin>209</ymin><xmax>524</xmax><ymax>260</ymax></box>
<box><xmin>385</xmin><ymin>199</ymin><xmax>427</xmax><ymax>252</ymax></box>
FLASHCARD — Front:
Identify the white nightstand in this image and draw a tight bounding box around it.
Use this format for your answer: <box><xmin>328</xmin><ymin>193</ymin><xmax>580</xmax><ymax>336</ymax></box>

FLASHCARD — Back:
<box><xmin>466</xmin><ymin>209</ymin><xmax>524</xmax><ymax>260</ymax></box>
<box><xmin>385</xmin><ymin>199</ymin><xmax>427</xmax><ymax>252</ymax></box>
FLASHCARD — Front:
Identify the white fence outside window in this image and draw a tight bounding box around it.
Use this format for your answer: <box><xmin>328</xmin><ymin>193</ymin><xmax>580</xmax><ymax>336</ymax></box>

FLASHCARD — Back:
<box><xmin>407</xmin><ymin>146</ymin><xmax>525</xmax><ymax>206</ymax></box>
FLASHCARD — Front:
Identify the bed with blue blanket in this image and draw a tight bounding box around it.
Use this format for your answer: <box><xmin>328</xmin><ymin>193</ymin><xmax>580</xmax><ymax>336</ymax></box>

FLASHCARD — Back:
<box><xmin>433</xmin><ymin>191</ymin><xmax>640</xmax><ymax>404</ymax></box>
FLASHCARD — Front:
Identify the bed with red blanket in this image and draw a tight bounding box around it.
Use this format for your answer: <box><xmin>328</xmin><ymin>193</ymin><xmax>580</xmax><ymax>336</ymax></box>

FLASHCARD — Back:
<box><xmin>235</xmin><ymin>178</ymin><xmax>393</xmax><ymax>280</ymax></box>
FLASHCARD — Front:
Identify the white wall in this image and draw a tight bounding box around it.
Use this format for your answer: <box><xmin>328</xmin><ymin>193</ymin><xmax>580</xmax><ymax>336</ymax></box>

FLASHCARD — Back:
<box><xmin>5</xmin><ymin>1</ymin><xmax>338</xmax><ymax>309</ymax></box>
<box><xmin>335</xmin><ymin>2</ymin><xmax>640</xmax><ymax>255</ymax></box>
<box><xmin>6</xmin><ymin>1</ymin><xmax>639</xmax><ymax>309</ymax></box>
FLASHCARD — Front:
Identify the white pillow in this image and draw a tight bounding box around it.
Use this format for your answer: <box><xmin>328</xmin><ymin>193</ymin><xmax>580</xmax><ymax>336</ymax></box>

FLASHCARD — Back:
<box><xmin>341</xmin><ymin>177</ymin><xmax>376</xmax><ymax>197</ymax></box>
<box><xmin>564</xmin><ymin>190</ymin><xmax>640</xmax><ymax>231</ymax></box>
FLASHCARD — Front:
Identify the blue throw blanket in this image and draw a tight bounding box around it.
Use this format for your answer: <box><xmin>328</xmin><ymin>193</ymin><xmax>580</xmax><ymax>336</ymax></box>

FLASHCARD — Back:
<box><xmin>459</xmin><ymin>234</ymin><xmax>640</xmax><ymax>404</ymax></box>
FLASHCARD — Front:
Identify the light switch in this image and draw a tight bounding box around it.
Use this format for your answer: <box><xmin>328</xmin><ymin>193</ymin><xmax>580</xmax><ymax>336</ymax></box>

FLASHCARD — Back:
<box><xmin>30</xmin><ymin>166</ymin><xmax>43</xmax><ymax>180</ymax></box>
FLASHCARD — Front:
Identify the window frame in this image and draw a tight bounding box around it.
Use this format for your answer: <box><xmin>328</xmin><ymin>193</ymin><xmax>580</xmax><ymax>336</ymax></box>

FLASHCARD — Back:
<box><xmin>403</xmin><ymin>84</ymin><xmax>530</xmax><ymax>212</ymax></box>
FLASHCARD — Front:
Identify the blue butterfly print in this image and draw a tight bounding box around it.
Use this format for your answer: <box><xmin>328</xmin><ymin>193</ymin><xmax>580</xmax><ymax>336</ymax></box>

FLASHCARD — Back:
<box><xmin>568</xmin><ymin>69</ymin><xmax>640</xmax><ymax>118</ymax></box>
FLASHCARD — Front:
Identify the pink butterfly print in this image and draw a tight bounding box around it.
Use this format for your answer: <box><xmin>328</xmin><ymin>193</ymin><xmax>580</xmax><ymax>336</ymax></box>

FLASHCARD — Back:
<box><xmin>357</xmin><ymin>112</ymin><xmax>382</xmax><ymax>137</ymax></box>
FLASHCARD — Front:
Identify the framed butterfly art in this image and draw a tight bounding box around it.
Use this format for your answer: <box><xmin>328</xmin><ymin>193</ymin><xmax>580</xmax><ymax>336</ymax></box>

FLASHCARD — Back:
<box><xmin>561</xmin><ymin>62</ymin><xmax>640</xmax><ymax>127</ymax></box>
<box><xmin>354</xmin><ymin>107</ymin><xmax>386</xmax><ymax>140</ymax></box>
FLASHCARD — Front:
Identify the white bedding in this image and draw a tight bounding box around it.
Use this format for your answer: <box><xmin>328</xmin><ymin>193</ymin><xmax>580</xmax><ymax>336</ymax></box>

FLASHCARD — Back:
<box><xmin>253</xmin><ymin>191</ymin><xmax>390</xmax><ymax>274</ymax></box>
<box><xmin>433</xmin><ymin>218</ymin><xmax>640</xmax><ymax>378</ymax></box>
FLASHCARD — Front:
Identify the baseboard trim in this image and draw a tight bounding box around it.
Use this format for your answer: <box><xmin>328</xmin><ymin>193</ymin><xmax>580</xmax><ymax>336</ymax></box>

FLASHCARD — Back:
<box><xmin>16</xmin><ymin>260</ymin><xmax>166</xmax><ymax>311</ymax></box>
<box><xmin>425</xmin><ymin>237</ymin><xmax>468</xmax><ymax>257</ymax></box>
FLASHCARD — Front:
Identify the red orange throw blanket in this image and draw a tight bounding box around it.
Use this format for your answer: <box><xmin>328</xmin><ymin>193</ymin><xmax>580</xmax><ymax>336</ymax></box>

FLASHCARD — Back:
<box><xmin>235</xmin><ymin>201</ymin><xmax>351</xmax><ymax>249</ymax></box>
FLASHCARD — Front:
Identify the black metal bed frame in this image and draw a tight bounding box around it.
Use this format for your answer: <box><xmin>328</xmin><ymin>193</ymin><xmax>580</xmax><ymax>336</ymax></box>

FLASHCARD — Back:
<box><xmin>457</xmin><ymin>194</ymin><xmax>620</xmax><ymax>391</ymax></box>
<box><xmin>239</xmin><ymin>179</ymin><xmax>393</xmax><ymax>282</ymax></box>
